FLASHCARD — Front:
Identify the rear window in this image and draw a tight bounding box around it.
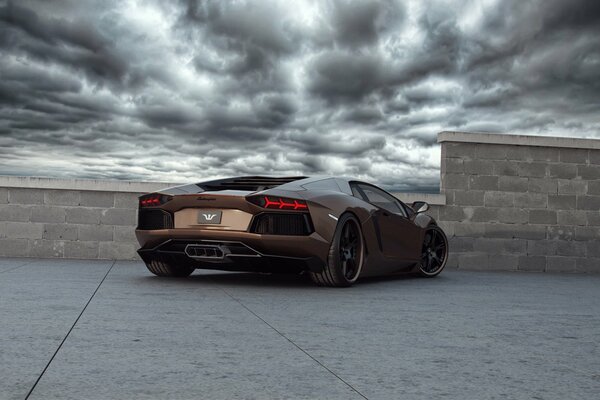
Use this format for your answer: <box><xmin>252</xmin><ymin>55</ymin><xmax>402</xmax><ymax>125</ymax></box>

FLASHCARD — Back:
<box><xmin>302</xmin><ymin>178</ymin><xmax>342</xmax><ymax>192</ymax></box>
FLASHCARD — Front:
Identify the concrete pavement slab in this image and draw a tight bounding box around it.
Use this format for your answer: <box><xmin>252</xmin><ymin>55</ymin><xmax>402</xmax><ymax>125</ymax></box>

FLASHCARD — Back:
<box><xmin>0</xmin><ymin>259</ymin><xmax>113</xmax><ymax>400</ymax></box>
<box><xmin>2</xmin><ymin>258</ymin><xmax>599</xmax><ymax>399</ymax></box>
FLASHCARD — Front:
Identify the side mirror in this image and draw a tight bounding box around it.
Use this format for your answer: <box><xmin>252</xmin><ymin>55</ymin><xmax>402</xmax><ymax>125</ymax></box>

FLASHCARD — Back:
<box><xmin>412</xmin><ymin>201</ymin><xmax>429</xmax><ymax>214</ymax></box>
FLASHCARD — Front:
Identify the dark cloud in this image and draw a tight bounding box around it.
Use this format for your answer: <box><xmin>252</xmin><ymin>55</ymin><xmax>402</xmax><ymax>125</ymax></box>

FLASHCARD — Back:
<box><xmin>1</xmin><ymin>0</ymin><xmax>599</xmax><ymax>192</ymax></box>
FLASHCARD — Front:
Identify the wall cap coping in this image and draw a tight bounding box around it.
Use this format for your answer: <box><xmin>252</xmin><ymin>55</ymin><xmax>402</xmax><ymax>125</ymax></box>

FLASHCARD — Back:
<box><xmin>437</xmin><ymin>131</ymin><xmax>600</xmax><ymax>150</ymax></box>
<box><xmin>0</xmin><ymin>175</ymin><xmax>446</xmax><ymax>204</ymax></box>
<box><xmin>0</xmin><ymin>175</ymin><xmax>184</xmax><ymax>193</ymax></box>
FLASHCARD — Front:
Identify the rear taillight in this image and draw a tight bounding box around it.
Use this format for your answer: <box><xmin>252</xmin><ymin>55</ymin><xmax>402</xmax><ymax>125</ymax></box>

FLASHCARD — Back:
<box><xmin>248</xmin><ymin>195</ymin><xmax>308</xmax><ymax>210</ymax></box>
<box><xmin>139</xmin><ymin>193</ymin><xmax>173</xmax><ymax>208</ymax></box>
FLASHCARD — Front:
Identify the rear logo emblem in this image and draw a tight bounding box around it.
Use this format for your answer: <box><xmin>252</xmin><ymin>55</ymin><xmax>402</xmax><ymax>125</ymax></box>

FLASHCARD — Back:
<box><xmin>197</xmin><ymin>210</ymin><xmax>222</xmax><ymax>224</ymax></box>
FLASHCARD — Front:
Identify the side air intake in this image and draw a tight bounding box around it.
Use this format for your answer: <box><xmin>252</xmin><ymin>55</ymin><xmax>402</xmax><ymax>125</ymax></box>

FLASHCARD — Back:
<box><xmin>250</xmin><ymin>213</ymin><xmax>313</xmax><ymax>235</ymax></box>
<box><xmin>137</xmin><ymin>209</ymin><xmax>173</xmax><ymax>230</ymax></box>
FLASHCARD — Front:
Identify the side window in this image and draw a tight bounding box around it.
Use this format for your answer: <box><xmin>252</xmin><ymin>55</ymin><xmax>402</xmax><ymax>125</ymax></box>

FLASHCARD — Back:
<box><xmin>357</xmin><ymin>184</ymin><xmax>407</xmax><ymax>217</ymax></box>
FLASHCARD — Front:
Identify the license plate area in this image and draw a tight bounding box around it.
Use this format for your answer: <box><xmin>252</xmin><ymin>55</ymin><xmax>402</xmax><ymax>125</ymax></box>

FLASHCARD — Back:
<box><xmin>197</xmin><ymin>210</ymin><xmax>222</xmax><ymax>224</ymax></box>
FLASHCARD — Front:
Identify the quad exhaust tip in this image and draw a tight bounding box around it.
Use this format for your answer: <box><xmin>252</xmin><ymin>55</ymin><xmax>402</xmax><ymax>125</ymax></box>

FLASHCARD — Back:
<box><xmin>184</xmin><ymin>244</ymin><xmax>225</xmax><ymax>260</ymax></box>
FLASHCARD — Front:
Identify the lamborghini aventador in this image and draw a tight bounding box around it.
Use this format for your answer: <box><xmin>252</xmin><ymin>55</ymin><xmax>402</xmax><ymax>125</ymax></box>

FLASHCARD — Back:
<box><xmin>136</xmin><ymin>176</ymin><xmax>448</xmax><ymax>287</ymax></box>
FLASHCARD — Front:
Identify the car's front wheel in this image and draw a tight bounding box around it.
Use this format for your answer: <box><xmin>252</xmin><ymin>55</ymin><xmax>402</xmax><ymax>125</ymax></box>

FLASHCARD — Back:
<box><xmin>309</xmin><ymin>213</ymin><xmax>364</xmax><ymax>287</ymax></box>
<box><xmin>145</xmin><ymin>258</ymin><xmax>194</xmax><ymax>277</ymax></box>
<box><xmin>418</xmin><ymin>225</ymin><xmax>448</xmax><ymax>277</ymax></box>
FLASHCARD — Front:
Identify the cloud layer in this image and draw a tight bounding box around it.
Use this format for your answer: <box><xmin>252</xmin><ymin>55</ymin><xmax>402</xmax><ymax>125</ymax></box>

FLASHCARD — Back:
<box><xmin>1</xmin><ymin>0</ymin><xmax>599</xmax><ymax>191</ymax></box>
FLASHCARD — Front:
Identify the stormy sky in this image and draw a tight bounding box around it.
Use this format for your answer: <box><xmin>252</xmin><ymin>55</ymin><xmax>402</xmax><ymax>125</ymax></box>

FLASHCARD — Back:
<box><xmin>1</xmin><ymin>0</ymin><xmax>599</xmax><ymax>192</ymax></box>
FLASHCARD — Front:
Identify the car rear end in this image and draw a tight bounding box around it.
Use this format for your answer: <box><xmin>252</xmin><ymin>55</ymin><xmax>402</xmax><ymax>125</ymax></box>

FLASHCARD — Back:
<box><xmin>135</xmin><ymin>177</ymin><xmax>330</xmax><ymax>274</ymax></box>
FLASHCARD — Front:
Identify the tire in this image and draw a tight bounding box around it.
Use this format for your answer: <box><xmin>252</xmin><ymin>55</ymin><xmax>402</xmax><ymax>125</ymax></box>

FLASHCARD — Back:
<box><xmin>309</xmin><ymin>213</ymin><xmax>365</xmax><ymax>287</ymax></box>
<box><xmin>145</xmin><ymin>258</ymin><xmax>194</xmax><ymax>277</ymax></box>
<box><xmin>418</xmin><ymin>225</ymin><xmax>448</xmax><ymax>277</ymax></box>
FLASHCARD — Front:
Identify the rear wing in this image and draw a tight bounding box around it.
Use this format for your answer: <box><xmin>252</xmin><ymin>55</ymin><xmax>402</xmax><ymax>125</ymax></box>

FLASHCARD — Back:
<box><xmin>196</xmin><ymin>176</ymin><xmax>307</xmax><ymax>192</ymax></box>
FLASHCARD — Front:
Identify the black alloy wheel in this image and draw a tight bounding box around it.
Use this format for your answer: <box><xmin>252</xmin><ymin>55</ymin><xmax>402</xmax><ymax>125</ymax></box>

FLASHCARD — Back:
<box><xmin>419</xmin><ymin>226</ymin><xmax>448</xmax><ymax>277</ymax></box>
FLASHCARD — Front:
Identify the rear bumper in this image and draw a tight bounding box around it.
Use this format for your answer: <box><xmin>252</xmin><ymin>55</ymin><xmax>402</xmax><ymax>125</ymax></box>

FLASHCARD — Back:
<box><xmin>136</xmin><ymin>229</ymin><xmax>329</xmax><ymax>273</ymax></box>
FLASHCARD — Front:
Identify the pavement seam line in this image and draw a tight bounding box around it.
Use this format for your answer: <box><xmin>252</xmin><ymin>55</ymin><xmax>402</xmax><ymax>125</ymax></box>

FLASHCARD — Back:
<box><xmin>24</xmin><ymin>260</ymin><xmax>117</xmax><ymax>400</ymax></box>
<box><xmin>215</xmin><ymin>284</ymin><xmax>369</xmax><ymax>400</ymax></box>
<box><xmin>0</xmin><ymin>259</ymin><xmax>36</xmax><ymax>274</ymax></box>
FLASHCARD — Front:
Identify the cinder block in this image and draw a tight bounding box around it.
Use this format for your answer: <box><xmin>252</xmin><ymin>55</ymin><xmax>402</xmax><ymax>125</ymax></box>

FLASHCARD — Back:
<box><xmin>9</xmin><ymin>188</ymin><xmax>44</xmax><ymax>204</ymax></box>
<box><xmin>45</xmin><ymin>190</ymin><xmax>80</xmax><ymax>206</ymax></box>
<box><xmin>513</xmin><ymin>192</ymin><xmax>547</xmax><ymax>208</ymax></box>
<box><xmin>444</xmin><ymin>143</ymin><xmax>478</xmax><ymax>158</ymax></box>
<box><xmin>442</xmin><ymin>158</ymin><xmax>464</xmax><ymax>174</ymax></box>
<box><xmin>448</xmin><ymin>237</ymin><xmax>474</xmax><ymax>252</ymax></box>
<box><xmin>473</xmin><ymin>238</ymin><xmax>527</xmax><ymax>254</ymax></box>
<box><xmin>557</xmin><ymin>210</ymin><xmax>587</xmax><ymax>226</ymax></box>
<box><xmin>464</xmin><ymin>160</ymin><xmax>493</xmax><ymax>175</ymax></box>
<box><xmin>458</xmin><ymin>253</ymin><xmax>489</xmax><ymax>270</ymax></box>
<box><xmin>0</xmin><ymin>204</ymin><xmax>31</xmax><ymax>222</ymax></box>
<box><xmin>578</xmin><ymin>165</ymin><xmax>600</xmax><ymax>180</ymax></box>
<box><xmin>548</xmin><ymin>195</ymin><xmax>576</xmax><ymax>210</ymax></box>
<box><xmin>556</xmin><ymin>240</ymin><xmax>586</xmax><ymax>257</ymax></box>
<box><xmin>528</xmin><ymin>178</ymin><xmax>557</xmax><ymax>194</ymax></box>
<box><xmin>476</xmin><ymin>144</ymin><xmax>508</xmax><ymax>160</ymax></box>
<box><xmin>587</xmin><ymin>211</ymin><xmax>600</xmax><ymax>226</ymax></box>
<box><xmin>549</xmin><ymin>164</ymin><xmax>577</xmax><ymax>179</ymax></box>
<box><xmin>492</xmin><ymin>160</ymin><xmax>519</xmax><ymax>176</ymax></box>
<box><xmin>528</xmin><ymin>147</ymin><xmax>560</xmax><ymax>162</ymax></box>
<box><xmin>445</xmin><ymin>253</ymin><xmax>459</xmax><ymax>269</ymax></box>
<box><xmin>497</xmin><ymin>208</ymin><xmax>528</xmax><ymax>224</ymax></box>
<box><xmin>547</xmin><ymin>226</ymin><xmax>574</xmax><ymax>241</ymax></box>
<box><xmin>546</xmin><ymin>256</ymin><xmax>577</xmax><ymax>273</ymax></box>
<box><xmin>0</xmin><ymin>188</ymin><xmax>7</xmax><ymax>203</ymax></box>
<box><xmin>65</xmin><ymin>241</ymin><xmax>99</xmax><ymax>259</ymax></box>
<box><xmin>442</xmin><ymin>174</ymin><xmax>469</xmax><ymax>190</ymax></box>
<box><xmin>114</xmin><ymin>192</ymin><xmax>141</xmax><ymax>209</ymax></box>
<box><xmin>0</xmin><ymin>238</ymin><xmax>29</xmax><ymax>257</ymax></box>
<box><xmin>453</xmin><ymin>190</ymin><xmax>484</xmax><ymax>206</ymax></box>
<box><xmin>483</xmin><ymin>191</ymin><xmax>514</xmax><ymax>207</ymax></box>
<box><xmin>517</xmin><ymin>162</ymin><xmax>547</xmax><ymax>178</ymax></box>
<box><xmin>80</xmin><ymin>191</ymin><xmax>115</xmax><ymax>208</ymax></box>
<box><xmin>560</xmin><ymin>148</ymin><xmax>589</xmax><ymax>164</ymax></box>
<box><xmin>66</xmin><ymin>208</ymin><xmax>102</xmax><ymax>224</ymax></box>
<box><xmin>469</xmin><ymin>175</ymin><xmax>498</xmax><ymax>191</ymax></box>
<box><xmin>527</xmin><ymin>240</ymin><xmax>557</xmax><ymax>256</ymax></box>
<box><xmin>30</xmin><ymin>239</ymin><xmax>64</xmax><ymax>258</ymax></box>
<box><xmin>114</xmin><ymin>226</ymin><xmax>136</xmax><ymax>242</ymax></box>
<box><xmin>2</xmin><ymin>222</ymin><xmax>44</xmax><ymax>239</ymax></box>
<box><xmin>43</xmin><ymin>224</ymin><xmax>78</xmax><ymax>240</ymax></box>
<box><xmin>518</xmin><ymin>255</ymin><xmax>546</xmax><ymax>272</ymax></box>
<box><xmin>529</xmin><ymin>210</ymin><xmax>557</xmax><ymax>225</ymax></box>
<box><xmin>437</xmin><ymin>221</ymin><xmax>456</xmax><ymax>237</ymax></box>
<box><xmin>468</xmin><ymin>207</ymin><xmax>498</xmax><ymax>223</ymax></box>
<box><xmin>100</xmin><ymin>208</ymin><xmax>137</xmax><ymax>226</ymax></box>
<box><xmin>99</xmin><ymin>242</ymin><xmax>138</xmax><ymax>260</ymax></box>
<box><xmin>574</xmin><ymin>226</ymin><xmax>600</xmax><ymax>241</ymax></box>
<box><xmin>439</xmin><ymin>206</ymin><xmax>466</xmax><ymax>222</ymax></box>
<box><xmin>576</xmin><ymin>257</ymin><xmax>600</xmax><ymax>273</ymax></box>
<box><xmin>499</xmin><ymin>176</ymin><xmax>528</xmax><ymax>192</ymax></box>
<box><xmin>576</xmin><ymin>195</ymin><xmax>600</xmax><ymax>210</ymax></box>
<box><xmin>30</xmin><ymin>206</ymin><xmax>66</xmax><ymax>223</ymax></box>
<box><xmin>587</xmin><ymin>241</ymin><xmax>600</xmax><ymax>258</ymax></box>
<box><xmin>488</xmin><ymin>254</ymin><xmax>519</xmax><ymax>271</ymax></box>
<box><xmin>588</xmin><ymin>181</ymin><xmax>600</xmax><ymax>195</ymax></box>
<box><xmin>454</xmin><ymin>223</ymin><xmax>485</xmax><ymax>237</ymax></box>
<box><xmin>485</xmin><ymin>223</ymin><xmax>546</xmax><ymax>240</ymax></box>
<box><xmin>78</xmin><ymin>225</ymin><xmax>113</xmax><ymax>241</ymax></box>
<box><xmin>590</xmin><ymin>150</ymin><xmax>600</xmax><ymax>165</ymax></box>
<box><xmin>558</xmin><ymin>179</ymin><xmax>587</xmax><ymax>195</ymax></box>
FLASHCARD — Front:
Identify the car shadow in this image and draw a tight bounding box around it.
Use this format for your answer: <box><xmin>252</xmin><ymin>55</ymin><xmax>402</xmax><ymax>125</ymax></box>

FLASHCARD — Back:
<box><xmin>140</xmin><ymin>269</ymin><xmax>436</xmax><ymax>288</ymax></box>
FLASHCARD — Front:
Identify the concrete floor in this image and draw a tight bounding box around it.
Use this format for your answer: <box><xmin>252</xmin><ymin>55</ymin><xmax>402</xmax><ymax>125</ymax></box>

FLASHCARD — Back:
<box><xmin>1</xmin><ymin>258</ymin><xmax>599</xmax><ymax>400</ymax></box>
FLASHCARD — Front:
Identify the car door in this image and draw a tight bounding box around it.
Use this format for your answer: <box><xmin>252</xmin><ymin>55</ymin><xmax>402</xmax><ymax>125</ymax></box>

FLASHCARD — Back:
<box><xmin>353</xmin><ymin>183</ymin><xmax>422</xmax><ymax>262</ymax></box>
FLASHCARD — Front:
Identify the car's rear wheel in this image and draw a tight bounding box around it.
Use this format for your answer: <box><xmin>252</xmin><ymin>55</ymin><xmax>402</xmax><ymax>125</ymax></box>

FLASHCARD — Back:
<box><xmin>145</xmin><ymin>258</ymin><xmax>194</xmax><ymax>277</ymax></box>
<box><xmin>309</xmin><ymin>213</ymin><xmax>364</xmax><ymax>287</ymax></box>
<box><xmin>418</xmin><ymin>225</ymin><xmax>448</xmax><ymax>277</ymax></box>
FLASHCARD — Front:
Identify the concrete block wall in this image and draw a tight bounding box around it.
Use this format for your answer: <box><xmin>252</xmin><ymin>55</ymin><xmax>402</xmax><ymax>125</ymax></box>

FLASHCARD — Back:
<box><xmin>0</xmin><ymin>177</ymin><xmax>179</xmax><ymax>260</ymax></box>
<box><xmin>439</xmin><ymin>132</ymin><xmax>600</xmax><ymax>272</ymax></box>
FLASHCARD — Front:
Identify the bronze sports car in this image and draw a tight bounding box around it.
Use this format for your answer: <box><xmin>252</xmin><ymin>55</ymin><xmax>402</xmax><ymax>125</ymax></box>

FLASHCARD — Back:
<box><xmin>136</xmin><ymin>176</ymin><xmax>448</xmax><ymax>287</ymax></box>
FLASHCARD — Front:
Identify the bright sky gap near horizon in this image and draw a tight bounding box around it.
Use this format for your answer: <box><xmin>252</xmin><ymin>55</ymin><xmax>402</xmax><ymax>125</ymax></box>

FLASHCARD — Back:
<box><xmin>0</xmin><ymin>0</ymin><xmax>599</xmax><ymax>192</ymax></box>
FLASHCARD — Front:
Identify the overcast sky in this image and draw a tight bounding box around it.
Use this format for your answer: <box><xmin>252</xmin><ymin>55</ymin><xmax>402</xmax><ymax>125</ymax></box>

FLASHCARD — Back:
<box><xmin>1</xmin><ymin>0</ymin><xmax>599</xmax><ymax>191</ymax></box>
